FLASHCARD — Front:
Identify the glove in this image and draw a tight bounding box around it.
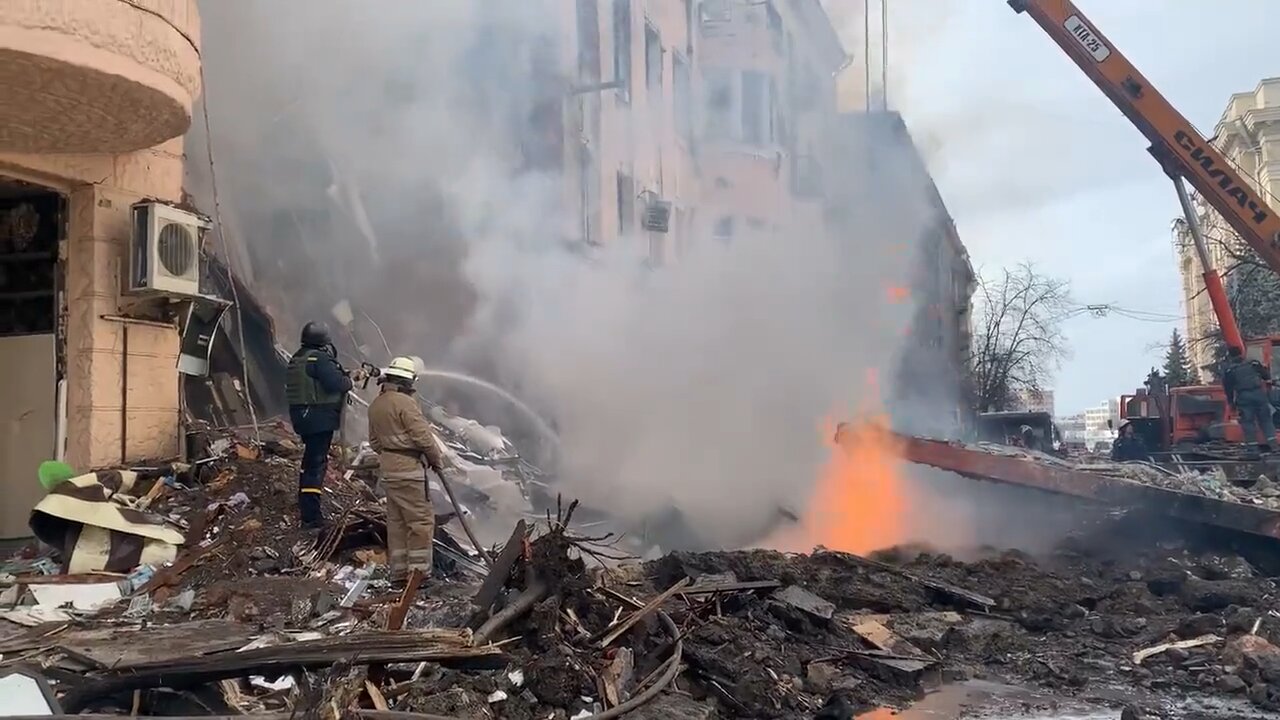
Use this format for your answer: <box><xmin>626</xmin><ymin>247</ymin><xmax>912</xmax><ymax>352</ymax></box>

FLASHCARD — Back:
<box><xmin>348</xmin><ymin>368</ymin><xmax>368</xmax><ymax>383</ymax></box>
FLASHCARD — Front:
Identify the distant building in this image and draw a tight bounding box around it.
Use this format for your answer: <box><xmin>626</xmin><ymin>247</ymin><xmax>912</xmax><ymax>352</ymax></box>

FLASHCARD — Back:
<box><xmin>1011</xmin><ymin>389</ymin><xmax>1055</xmax><ymax>416</ymax></box>
<box><xmin>1175</xmin><ymin>76</ymin><xmax>1280</xmax><ymax>377</ymax></box>
<box><xmin>1083</xmin><ymin>399</ymin><xmax>1120</xmax><ymax>449</ymax></box>
<box><xmin>1057</xmin><ymin>413</ymin><xmax>1086</xmax><ymax>443</ymax></box>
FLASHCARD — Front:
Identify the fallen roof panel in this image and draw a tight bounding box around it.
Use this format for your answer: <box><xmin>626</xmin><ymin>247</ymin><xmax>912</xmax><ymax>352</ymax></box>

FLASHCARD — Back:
<box><xmin>896</xmin><ymin>435</ymin><xmax>1280</xmax><ymax>541</ymax></box>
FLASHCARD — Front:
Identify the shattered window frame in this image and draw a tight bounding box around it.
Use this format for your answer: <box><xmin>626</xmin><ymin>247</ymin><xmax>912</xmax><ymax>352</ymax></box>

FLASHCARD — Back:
<box><xmin>612</xmin><ymin>0</ymin><xmax>633</xmax><ymax>103</ymax></box>
<box><xmin>741</xmin><ymin>70</ymin><xmax>768</xmax><ymax>146</ymax></box>
<box><xmin>644</xmin><ymin>21</ymin><xmax>663</xmax><ymax>96</ymax></box>
<box><xmin>702</xmin><ymin>66</ymin><xmax>737</xmax><ymax>141</ymax></box>
<box><xmin>673</xmin><ymin>52</ymin><xmax>693</xmax><ymax>146</ymax></box>
<box><xmin>576</xmin><ymin>0</ymin><xmax>602</xmax><ymax>82</ymax></box>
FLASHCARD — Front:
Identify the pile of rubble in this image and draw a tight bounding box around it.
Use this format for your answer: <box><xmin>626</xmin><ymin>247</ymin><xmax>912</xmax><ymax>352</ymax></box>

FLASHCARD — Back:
<box><xmin>1</xmin><ymin>428</ymin><xmax>1279</xmax><ymax>719</ymax></box>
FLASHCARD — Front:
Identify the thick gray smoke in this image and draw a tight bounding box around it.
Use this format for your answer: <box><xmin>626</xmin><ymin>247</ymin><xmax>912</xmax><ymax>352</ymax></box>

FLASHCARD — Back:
<box><xmin>190</xmin><ymin>1</ymin><xmax>945</xmax><ymax>549</ymax></box>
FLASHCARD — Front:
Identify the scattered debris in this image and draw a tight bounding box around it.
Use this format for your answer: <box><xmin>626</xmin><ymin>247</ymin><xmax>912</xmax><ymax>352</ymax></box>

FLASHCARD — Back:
<box><xmin>4</xmin><ymin>420</ymin><xmax>1280</xmax><ymax>719</ymax></box>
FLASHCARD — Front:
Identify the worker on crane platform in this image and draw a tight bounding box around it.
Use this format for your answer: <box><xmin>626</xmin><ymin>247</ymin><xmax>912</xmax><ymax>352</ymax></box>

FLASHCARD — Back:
<box><xmin>1222</xmin><ymin>346</ymin><xmax>1274</xmax><ymax>453</ymax></box>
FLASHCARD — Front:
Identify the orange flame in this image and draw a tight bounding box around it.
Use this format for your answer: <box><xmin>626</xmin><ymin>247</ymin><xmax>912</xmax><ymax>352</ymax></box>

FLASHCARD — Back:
<box><xmin>767</xmin><ymin>408</ymin><xmax>914</xmax><ymax>555</ymax></box>
<box><xmin>886</xmin><ymin>285</ymin><xmax>910</xmax><ymax>304</ymax></box>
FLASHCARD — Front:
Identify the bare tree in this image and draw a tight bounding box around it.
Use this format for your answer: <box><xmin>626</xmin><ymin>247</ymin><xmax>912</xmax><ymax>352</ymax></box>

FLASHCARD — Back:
<box><xmin>968</xmin><ymin>263</ymin><xmax>1072</xmax><ymax>413</ymax></box>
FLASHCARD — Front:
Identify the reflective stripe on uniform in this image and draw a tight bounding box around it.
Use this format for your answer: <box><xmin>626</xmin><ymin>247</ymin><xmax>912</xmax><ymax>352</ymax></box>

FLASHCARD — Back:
<box><xmin>300</xmin><ymin>488</ymin><xmax>324</xmax><ymax>494</ymax></box>
<box><xmin>407</xmin><ymin>549</ymin><xmax>432</xmax><ymax>572</ymax></box>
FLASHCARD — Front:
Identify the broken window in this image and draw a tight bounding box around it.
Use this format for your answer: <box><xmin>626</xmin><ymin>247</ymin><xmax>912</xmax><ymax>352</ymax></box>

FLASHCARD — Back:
<box><xmin>616</xmin><ymin>171</ymin><xmax>635</xmax><ymax>235</ymax></box>
<box><xmin>674</xmin><ymin>54</ymin><xmax>693</xmax><ymax>144</ymax></box>
<box><xmin>645</xmin><ymin>23</ymin><xmax>662</xmax><ymax>95</ymax></box>
<box><xmin>612</xmin><ymin>0</ymin><xmax>632</xmax><ymax>102</ymax></box>
<box><xmin>766</xmin><ymin>1</ymin><xmax>784</xmax><ymax>53</ymax></box>
<box><xmin>577</xmin><ymin>0</ymin><xmax>601</xmax><ymax>82</ymax></box>
<box><xmin>703</xmin><ymin>67</ymin><xmax>735</xmax><ymax>140</ymax></box>
<box><xmin>742</xmin><ymin>71</ymin><xmax>767</xmax><ymax>145</ymax></box>
<box><xmin>791</xmin><ymin>153</ymin><xmax>823</xmax><ymax>198</ymax></box>
<box><xmin>684</xmin><ymin>0</ymin><xmax>694</xmax><ymax>52</ymax></box>
<box><xmin>698</xmin><ymin>0</ymin><xmax>731</xmax><ymax>37</ymax></box>
<box><xmin>713</xmin><ymin>215</ymin><xmax>734</xmax><ymax>242</ymax></box>
<box><xmin>770</xmin><ymin>76</ymin><xmax>783</xmax><ymax>147</ymax></box>
<box><xmin>0</xmin><ymin>190</ymin><xmax>58</xmax><ymax>337</ymax></box>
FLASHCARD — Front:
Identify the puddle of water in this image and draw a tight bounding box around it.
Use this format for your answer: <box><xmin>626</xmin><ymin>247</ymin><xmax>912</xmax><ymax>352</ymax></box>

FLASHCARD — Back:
<box><xmin>858</xmin><ymin>679</ymin><xmax>1269</xmax><ymax>720</ymax></box>
<box><xmin>856</xmin><ymin>681</ymin><xmax>1112</xmax><ymax>720</ymax></box>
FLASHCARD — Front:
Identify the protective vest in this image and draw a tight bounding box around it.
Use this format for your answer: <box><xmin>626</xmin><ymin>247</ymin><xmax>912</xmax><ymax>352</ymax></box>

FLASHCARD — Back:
<box><xmin>1229</xmin><ymin>360</ymin><xmax>1266</xmax><ymax>393</ymax></box>
<box><xmin>285</xmin><ymin>348</ymin><xmax>344</xmax><ymax>407</ymax></box>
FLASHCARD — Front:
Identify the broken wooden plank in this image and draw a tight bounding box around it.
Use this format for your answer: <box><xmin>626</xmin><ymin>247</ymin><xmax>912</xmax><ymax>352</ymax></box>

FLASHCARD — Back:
<box><xmin>1133</xmin><ymin>633</ymin><xmax>1222</xmax><ymax>665</ymax></box>
<box><xmin>848</xmin><ymin>619</ymin><xmax>925</xmax><ymax>658</ymax></box>
<box><xmin>597</xmin><ymin>586</ymin><xmax>644</xmax><ymax>611</ymax></box>
<box><xmin>679</xmin><ymin>579</ymin><xmax>781</xmax><ymax>596</ymax></box>
<box><xmin>386</xmin><ymin>569</ymin><xmax>424</xmax><ymax>631</ymax></box>
<box><xmin>0</xmin><ymin>620</ymin><xmax>256</xmax><ymax>668</ymax></box>
<box><xmin>134</xmin><ymin>534</ymin><xmax>233</xmax><ymax>596</ymax></box>
<box><xmin>598</xmin><ymin>577</ymin><xmax>692</xmax><ymax>648</ymax></box>
<box><xmin>59</xmin><ymin>629</ymin><xmax>505</xmax><ymax>712</ymax></box>
<box><xmin>467</xmin><ymin>520</ymin><xmax>527</xmax><ymax>628</ymax></box>
<box><xmin>365</xmin><ymin>680</ymin><xmax>390</xmax><ymax>711</ymax></box>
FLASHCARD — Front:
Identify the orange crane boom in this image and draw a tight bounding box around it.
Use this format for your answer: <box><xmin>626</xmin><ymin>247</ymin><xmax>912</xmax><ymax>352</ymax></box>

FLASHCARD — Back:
<box><xmin>1009</xmin><ymin>0</ymin><xmax>1280</xmax><ymax>352</ymax></box>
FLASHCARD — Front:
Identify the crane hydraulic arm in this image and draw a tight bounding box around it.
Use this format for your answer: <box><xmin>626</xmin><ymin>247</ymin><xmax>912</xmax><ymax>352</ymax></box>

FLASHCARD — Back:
<box><xmin>1009</xmin><ymin>0</ymin><xmax>1280</xmax><ymax>352</ymax></box>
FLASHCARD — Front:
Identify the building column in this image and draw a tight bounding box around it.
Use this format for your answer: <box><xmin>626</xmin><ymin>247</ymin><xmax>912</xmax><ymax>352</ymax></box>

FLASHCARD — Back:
<box><xmin>65</xmin><ymin>185</ymin><xmax>181</xmax><ymax>469</ymax></box>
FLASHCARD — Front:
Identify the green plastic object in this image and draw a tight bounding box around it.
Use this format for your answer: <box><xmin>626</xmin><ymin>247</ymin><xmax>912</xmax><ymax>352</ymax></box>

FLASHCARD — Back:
<box><xmin>38</xmin><ymin>460</ymin><xmax>76</xmax><ymax>492</ymax></box>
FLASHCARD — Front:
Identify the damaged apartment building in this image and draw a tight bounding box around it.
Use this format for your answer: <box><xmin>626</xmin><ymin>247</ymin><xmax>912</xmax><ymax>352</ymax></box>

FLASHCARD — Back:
<box><xmin>0</xmin><ymin>0</ymin><xmax>212</xmax><ymax>539</ymax></box>
<box><xmin>572</xmin><ymin>0</ymin><xmax>974</xmax><ymax>423</ymax></box>
<box><xmin>0</xmin><ymin>0</ymin><xmax>974</xmax><ymax>539</ymax></box>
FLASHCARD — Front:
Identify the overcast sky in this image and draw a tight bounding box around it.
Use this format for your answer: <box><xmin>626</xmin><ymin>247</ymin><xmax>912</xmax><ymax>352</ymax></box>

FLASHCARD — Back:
<box><xmin>847</xmin><ymin>0</ymin><xmax>1278</xmax><ymax>415</ymax></box>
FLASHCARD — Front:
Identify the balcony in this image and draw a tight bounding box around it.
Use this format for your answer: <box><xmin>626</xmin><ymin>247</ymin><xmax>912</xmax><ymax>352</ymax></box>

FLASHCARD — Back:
<box><xmin>0</xmin><ymin>0</ymin><xmax>201</xmax><ymax>153</ymax></box>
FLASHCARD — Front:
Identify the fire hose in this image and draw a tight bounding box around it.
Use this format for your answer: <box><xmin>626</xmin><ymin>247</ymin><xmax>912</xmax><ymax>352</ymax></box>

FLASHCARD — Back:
<box><xmin>433</xmin><ymin>468</ymin><xmax>493</xmax><ymax>568</ymax></box>
<box><xmin>477</xmin><ymin>591</ymin><xmax>681</xmax><ymax>719</ymax></box>
<box><xmin>584</xmin><ymin>609</ymin><xmax>683</xmax><ymax>719</ymax></box>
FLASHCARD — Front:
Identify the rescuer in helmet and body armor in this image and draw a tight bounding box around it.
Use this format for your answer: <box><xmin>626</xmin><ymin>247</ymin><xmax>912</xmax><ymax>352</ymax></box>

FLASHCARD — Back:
<box><xmin>367</xmin><ymin>356</ymin><xmax>448</xmax><ymax>583</ymax></box>
<box><xmin>284</xmin><ymin>321</ymin><xmax>366</xmax><ymax>529</ymax></box>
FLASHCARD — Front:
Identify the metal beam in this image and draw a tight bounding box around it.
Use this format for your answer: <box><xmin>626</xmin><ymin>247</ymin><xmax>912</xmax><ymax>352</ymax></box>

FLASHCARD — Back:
<box><xmin>896</xmin><ymin>435</ymin><xmax>1280</xmax><ymax>540</ymax></box>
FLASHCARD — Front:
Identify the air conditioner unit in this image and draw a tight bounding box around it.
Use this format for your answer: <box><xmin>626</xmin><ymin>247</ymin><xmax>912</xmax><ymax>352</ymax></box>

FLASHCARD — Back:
<box><xmin>642</xmin><ymin>198</ymin><xmax>673</xmax><ymax>233</ymax></box>
<box><xmin>128</xmin><ymin>202</ymin><xmax>210</xmax><ymax>297</ymax></box>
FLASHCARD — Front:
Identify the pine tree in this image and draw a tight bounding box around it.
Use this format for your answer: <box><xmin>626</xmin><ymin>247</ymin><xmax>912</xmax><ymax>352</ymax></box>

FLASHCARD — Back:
<box><xmin>1163</xmin><ymin>329</ymin><xmax>1196</xmax><ymax>387</ymax></box>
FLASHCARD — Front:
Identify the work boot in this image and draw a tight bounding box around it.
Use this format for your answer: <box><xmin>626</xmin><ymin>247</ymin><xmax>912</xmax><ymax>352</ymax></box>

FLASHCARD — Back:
<box><xmin>1260</xmin><ymin>444</ymin><xmax>1273</xmax><ymax>454</ymax></box>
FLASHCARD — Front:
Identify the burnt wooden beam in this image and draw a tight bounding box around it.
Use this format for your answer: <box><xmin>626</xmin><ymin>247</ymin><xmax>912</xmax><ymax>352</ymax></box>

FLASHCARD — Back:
<box><xmin>59</xmin><ymin>630</ymin><xmax>504</xmax><ymax>712</ymax></box>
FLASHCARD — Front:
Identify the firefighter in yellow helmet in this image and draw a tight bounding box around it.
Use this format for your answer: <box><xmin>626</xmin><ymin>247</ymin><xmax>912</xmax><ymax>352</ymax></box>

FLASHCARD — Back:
<box><xmin>367</xmin><ymin>356</ymin><xmax>447</xmax><ymax>583</ymax></box>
